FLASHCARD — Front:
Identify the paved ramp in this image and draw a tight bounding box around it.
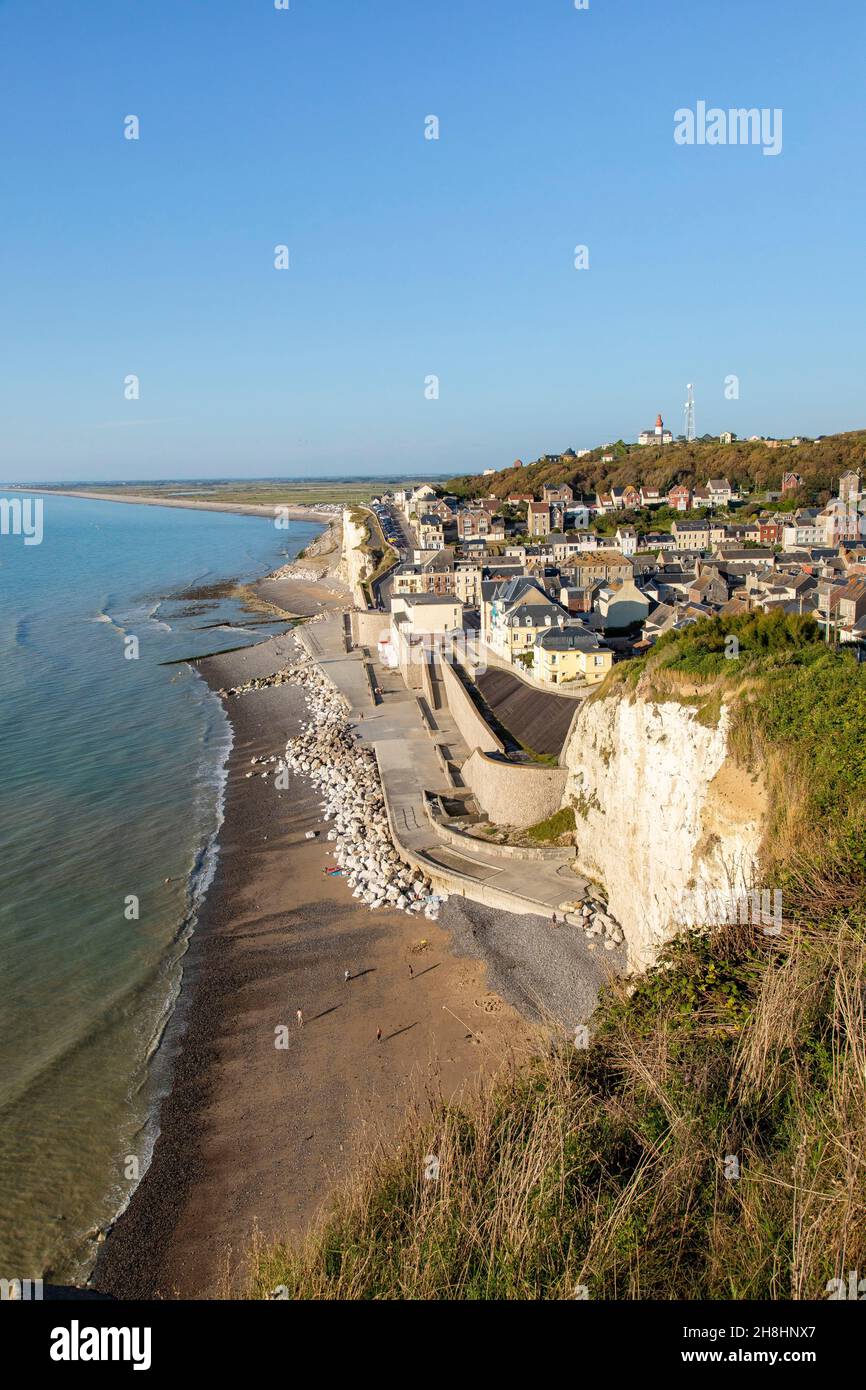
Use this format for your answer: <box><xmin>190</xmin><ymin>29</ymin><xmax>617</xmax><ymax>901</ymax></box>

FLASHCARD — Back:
<box><xmin>297</xmin><ymin>615</ymin><xmax>589</xmax><ymax>918</ymax></box>
<box><xmin>475</xmin><ymin>668</ymin><xmax>577</xmax><ymax>756</ymax></box>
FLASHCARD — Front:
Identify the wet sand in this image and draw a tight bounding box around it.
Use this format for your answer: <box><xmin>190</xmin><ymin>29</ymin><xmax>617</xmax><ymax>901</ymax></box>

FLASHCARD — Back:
<box><xmin>96</xmin><ymin>596</ymin><xmax>538</xmax><ymax>1299</ymax></box>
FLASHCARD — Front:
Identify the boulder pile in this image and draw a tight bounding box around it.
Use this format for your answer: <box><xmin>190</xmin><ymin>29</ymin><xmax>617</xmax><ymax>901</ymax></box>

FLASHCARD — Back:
<box><xmin>221</xmin><ymin>671</ymin><xmax>296</xmax><ymax>696</ymax></box>
<box><xmin>276</xmin><ymin>565</ymin><xmax>327</xmax><ymax>583</ymax></box>
<box><xmin>281</xmin><ymin>662</ymin><xmax>442</xmax><ymax>920</ymax></box>
<box><xmin>579</xmin><ymin>895</ymin><xmax>625</xmax><ymax>951</ymax></box>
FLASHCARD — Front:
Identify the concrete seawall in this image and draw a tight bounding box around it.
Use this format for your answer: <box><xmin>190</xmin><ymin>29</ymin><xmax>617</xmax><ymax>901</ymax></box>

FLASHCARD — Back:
<box><xmin>462</xmin><ymin>749</ymin><xmax>567</xmax><ymax>830</ymax></box>
<box><xmin>436</xmin><ymin>654</ymin><xmax>565</xmax><ymax>828</ymax></box>
<box><xmin>438</xmin><ymin>656</ymin><xmax>504</xmax><ymax>755</ymax></box>
<box><xmin>351</xmin><ymin>610</ymin><xmax>390</xmax><ymax>647</ymax></box>
<box><xmin>423</xmin><ymin>796</ymin><xmax>571</xmax><ymax>862</ymax></box>
<box><xmin>296</xmin><ymin>615</ymin><xmax>588</xmax><ymax>921</ymax></box>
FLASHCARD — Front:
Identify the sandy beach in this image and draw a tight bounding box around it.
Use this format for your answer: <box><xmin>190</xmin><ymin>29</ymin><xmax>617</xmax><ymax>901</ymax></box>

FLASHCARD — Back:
<box><xmin>93</xmin><ymin>509</ymin><xmax>617</xmax><ymax>1299</ymax></box>
<box><xmin>94</xmin><ymin>609</ymin><xmax>539</xmax><ymax>1297</ymax></box>
<box><xmin>85</xmin><ymin>503</ymin><xmax>536</xmax><ymax>1298</ymax></box>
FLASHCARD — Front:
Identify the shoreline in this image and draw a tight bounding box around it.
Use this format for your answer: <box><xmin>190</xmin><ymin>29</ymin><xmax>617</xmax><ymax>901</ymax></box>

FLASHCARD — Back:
<box><xmin>22</xmin><ymin>487</ymin><xmax>336</xmax><ymax>524</ymax></box>
<box><xmin>94</xmin><ymin>585</ymin><xmax>541</xmax><ymax>1298</ymax></box>
<box><xmin>93</xmin><ymin>530</ymin><xmax>613</xmax><ymax>1299</ymax></box>
<box><xmin>87</xmin><ymin>530</ymin><xmax>350</xmax><ymax>1295</ymax></box>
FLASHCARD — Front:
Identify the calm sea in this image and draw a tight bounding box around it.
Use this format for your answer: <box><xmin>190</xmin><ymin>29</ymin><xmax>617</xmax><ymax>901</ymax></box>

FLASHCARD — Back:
<box><xmin>0</xmin><ymin>494</ymin><xmax>319</xmax><ymax>1283</ymax></box>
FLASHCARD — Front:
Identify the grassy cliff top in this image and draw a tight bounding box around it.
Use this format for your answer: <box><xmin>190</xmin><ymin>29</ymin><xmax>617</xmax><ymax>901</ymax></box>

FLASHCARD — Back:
<box><xmin>607</xmin><ymin>611</ymin><xmax>866</xmax><ymax>896</ymax></box>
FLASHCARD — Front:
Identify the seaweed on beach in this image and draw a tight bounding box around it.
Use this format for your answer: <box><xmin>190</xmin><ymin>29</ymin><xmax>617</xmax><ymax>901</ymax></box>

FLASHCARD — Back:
<box><xmin>173</xmin><ymin>580</ymin><xmax>241</xmax><ymax>602</ymax></box>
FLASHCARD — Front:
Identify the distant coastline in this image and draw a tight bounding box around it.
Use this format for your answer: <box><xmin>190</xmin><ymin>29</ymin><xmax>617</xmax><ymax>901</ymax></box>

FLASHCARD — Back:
<box><xmin>22</xmin><ymin>487</ymin><xmax>335</xmax><ymax>524</ymax></box>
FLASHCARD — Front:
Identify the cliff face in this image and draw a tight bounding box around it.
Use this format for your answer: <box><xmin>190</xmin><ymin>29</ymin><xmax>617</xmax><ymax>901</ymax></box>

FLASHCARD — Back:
<box><xmin>562</xmin><ymin>690</ymin><xmax>767</xmax><ymax>969</ymax></box>
<box><xmin>338</xmin><ymin>510</ymin><xmax>375</xmax><ymax>606</ymax></box>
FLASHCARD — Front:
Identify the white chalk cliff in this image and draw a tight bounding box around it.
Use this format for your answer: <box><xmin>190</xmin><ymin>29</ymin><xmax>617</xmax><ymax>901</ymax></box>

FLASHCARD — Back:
<box><xmin>562</xmin><ymin>689</ymin><xmax>767</xmax><ymax>969</ymax></box>
<box><xmin>338</xmin><ymin>510</ymin><xmax>376</xmax><ymax>606</ymax></box>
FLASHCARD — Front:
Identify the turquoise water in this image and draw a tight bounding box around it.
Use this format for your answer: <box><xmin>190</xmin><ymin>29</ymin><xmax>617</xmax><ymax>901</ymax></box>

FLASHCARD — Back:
<box><xmin>0</xmin><ymin>495</ymin><xmax>318</xmax><ymax>1282</ymax></box>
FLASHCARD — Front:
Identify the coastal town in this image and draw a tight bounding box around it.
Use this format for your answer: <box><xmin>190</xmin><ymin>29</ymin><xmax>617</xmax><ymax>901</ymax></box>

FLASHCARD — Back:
<box><xmin>231</xmin><ymin>429</ymin><xmax>865</xmax><ymax>960</ymax></box>
<box><xmin>364</xmin><ymin>443</ymin><xmax>866</xmax><ymax>687</ymax></box>
<box><xmin>5</xmin><ymin>0</ymin><xmax>865</xmax><ymax>1336</ymax></box>
<box><xmin>14</xmin><ymin>440</ymin><xmax>866</xmax><ymax>1308</ymax></box>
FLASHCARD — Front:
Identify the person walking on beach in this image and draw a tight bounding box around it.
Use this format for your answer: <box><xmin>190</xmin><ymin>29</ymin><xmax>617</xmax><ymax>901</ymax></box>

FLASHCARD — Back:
<box><xmin>376</xmin><ymin>1026</ymin><xmax>382</xmax><ymax>1042</ymax></box>
<box><xmin>408</xmin><ymin>963</ymin><xmax>414</xmax><ymax>980</ymax></box>
<box><xmin>296</xmin><ymin>1008</ymin><xmax>304</xmax><ymax>1027</ymax></box>
<box><xmin>344</xmin><ymin>969</ymin><xmax>351</xmax><ymax>983</ymax></box>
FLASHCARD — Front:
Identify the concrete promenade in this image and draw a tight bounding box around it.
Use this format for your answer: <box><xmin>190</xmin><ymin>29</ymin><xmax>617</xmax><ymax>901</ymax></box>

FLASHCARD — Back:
<box><xmin>296</xmin><ymin>616</ymin><xmax>589</xmax><ymax>919</ymax></box>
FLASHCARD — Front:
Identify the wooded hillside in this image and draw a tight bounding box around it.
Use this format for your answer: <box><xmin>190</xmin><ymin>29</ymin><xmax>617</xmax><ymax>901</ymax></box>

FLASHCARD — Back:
<box><xmin>445</xmin><ymin>430</ymin><xmax>866</xmax><ymax>503</ymax></box>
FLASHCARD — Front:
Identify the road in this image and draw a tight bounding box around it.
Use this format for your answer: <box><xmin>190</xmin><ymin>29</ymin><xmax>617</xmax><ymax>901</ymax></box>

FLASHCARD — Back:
<box><xmin>371</xmin><ymin>499</ymin><xmax>415</xmax><ymax>611</ymax></box>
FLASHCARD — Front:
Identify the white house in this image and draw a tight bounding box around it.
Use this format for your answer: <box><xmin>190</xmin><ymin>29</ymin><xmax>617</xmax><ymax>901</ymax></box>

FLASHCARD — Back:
<box><xmin>706</xmin><ymin>478</ymin><xmax>734</xmax><ymax>507</ymax></box>
<box><xmin>781</xmin><ymin>520</ymin><xmax>819</xmax><ymax>549</ymax></box>
<box><xmin>615</xmin><ymin>526</ymin><xmax>638</xmax><ymax>557</ymax></box>
<box><xmin>390</xmin><ymin>593</ymin><xmax>463</xmax><ymax>638</ymax></box>
<box><xmin>817</xmin><ymin>497</ymin><xmax>866</xmax><ymax>547</ymax></box>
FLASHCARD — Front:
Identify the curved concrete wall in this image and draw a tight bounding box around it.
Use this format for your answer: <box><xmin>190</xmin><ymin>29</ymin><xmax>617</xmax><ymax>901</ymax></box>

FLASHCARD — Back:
<box><xmin>438</xmin><ymin>657</ymin><xmax>504</xmax><ymax>755</ymax></box>
<box><xmin>420</xmin><ymin>652</ymin><xmax>437</xmax><ymax>709</ymax></box>
<box><xmin>462</xmin><ymin>749</ymin><xmax>567</xmax><ymax>830</ymax></box>
<box><xmin>423</xmin><ymin>797</ymin><xmax>570</xmax><ymax>860</ymax></box>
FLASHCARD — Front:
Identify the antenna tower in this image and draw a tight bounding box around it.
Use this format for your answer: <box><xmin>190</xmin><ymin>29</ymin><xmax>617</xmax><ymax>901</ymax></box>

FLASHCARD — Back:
<box><xmin>684</xmin><ymin>383</ymin><xmax>696</xmax><ymax>442</ymax></box>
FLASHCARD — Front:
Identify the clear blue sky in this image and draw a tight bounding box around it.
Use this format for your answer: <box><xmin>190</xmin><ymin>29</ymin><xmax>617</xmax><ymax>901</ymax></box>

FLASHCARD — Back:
<box><xmin>1</xmin><ymin>0</ymin><xmax>864</xmax><ymax>481</ymax></box>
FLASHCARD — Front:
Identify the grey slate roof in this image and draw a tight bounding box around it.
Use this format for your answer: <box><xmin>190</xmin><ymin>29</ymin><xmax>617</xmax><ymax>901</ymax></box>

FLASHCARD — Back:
<box><xmin>506</xmin><ymin>603</ymin><xmax>567</xmax><ymax>625</ymax></box>
<box><xmin>397</xmin><ymin>593</ymin><xmax>461</xmax><ymax>607</ymax></box>
<box><xmin>535</xmin><ymin>625</ymin><xmax>604</xmax><ymax>651</ymax></box>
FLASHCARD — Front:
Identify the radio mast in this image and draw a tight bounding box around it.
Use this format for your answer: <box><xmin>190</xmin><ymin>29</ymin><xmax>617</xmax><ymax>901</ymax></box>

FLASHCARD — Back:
<box><xmin>684</xmin><ymin>383</ymin><xmax>696</xmax><ymax>442</ymax></box>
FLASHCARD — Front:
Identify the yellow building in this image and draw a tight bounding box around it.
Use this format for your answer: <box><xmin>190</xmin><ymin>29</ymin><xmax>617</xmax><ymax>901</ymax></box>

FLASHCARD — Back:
<box><xmin>532</xmin><ymin>625</ymin><xmax>613</xmax><ymax>686</ymax></box>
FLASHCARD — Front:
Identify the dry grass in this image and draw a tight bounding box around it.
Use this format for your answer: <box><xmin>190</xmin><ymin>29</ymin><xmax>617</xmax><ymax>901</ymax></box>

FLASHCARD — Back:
<box><xmin>244</xmin><ymin>916</ymin><xmax>866</xmax><ymax>1301</ymax></box>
